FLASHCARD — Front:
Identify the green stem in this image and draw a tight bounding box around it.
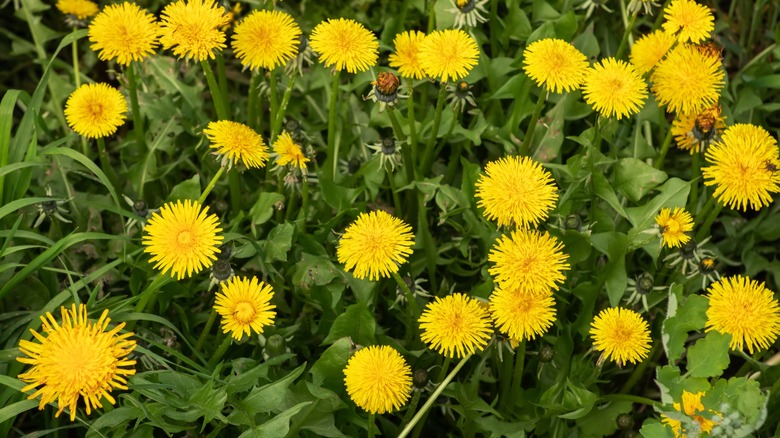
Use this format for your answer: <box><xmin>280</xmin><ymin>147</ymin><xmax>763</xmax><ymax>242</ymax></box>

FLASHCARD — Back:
<box><xmin>690</xmin><ymin>152</ymin><xmax>701</xmax><ymax>209</ymax></box>
<box><xmin>497</xmin><ymin>351</ymin><xmax>514</xmax><ymax>412</ymax></box>
<box><xmin>72</xmin><ymin>32</ymin><xmax>88</xmax><ymax>156</ymax></box>
<box><xmin>420</xmin><ymin>83</ymin><xmax>447</xmax><ymax>176</ymax></box>
<box><xmin>285</xmin><ymin>188</ymin><xmax>298</xmax><ymax>222</ymax></box>
<box><xmin>392</xmin><ymin>271</ymin><xmax>418</xmax><ymax>319</ymax></box>
<box><xmin>695</xmin><ymin>203</ymin><xmax>724</xmax><ymax>241</ymax></box>
<box><xmin>654</xmin><ymin>129</ymin><xmax>674</xmax><ymax>170</ymax></box>
<box><xmin>273</xmin><ymin>71</ymin><xmax>297</xmax><ymax>140</ymax></box>
<box><xmin>269</xmin><ymin>69</ymin><xmax>279</xmax><ymax>140</ymax></box>
<box><xmin>435</xmin><ymin>357</ymin><xmax>452</xmax><ymax>384</ymax></box>
<box><xmin>601</xmin><ymin>394</ymin><xmax>660</xmax><ymax>408</ymax></box>
<box><xmin>620</xmin><ymin>344</ymin><xmax>660</xmax><ymax>394</ymax></box>
<box><xmin>508</xmin><ymin>340</ymin><xmax>526</xmax><ymax>410</ymax></box>
<box><xmin>615</xmin><ymin>10</ymin><xmax>639</xmax><ymax>60</ymax></box>
<box><xmin>216</xmin><ymin>54</ymin><xmax>228</xmax><ymax>102</ymax></box>
<box><xmin>127</xmin><ymin>62</ymin><xmax>146</xmax><ymax>154</ymax></box>
<box><xmin>401</xmin><ymin>390</ymin><xmax>422</xmax><ymax>425</ymax></box>
<box><xmin>198</xmin><ymin>166</ymin><xmax>226</xmax><ymax>204</ymax></box>
<box><xmin>207</xmin><ymin>334</ymin><xmax>233</xmax><ymax>368</ymax></box>
<box><xmin>426</xmin><ymin>0</ymin><xmax>435</xmax><ymax>33</ymax></box>
<box><xmin>96</xmin><ymin>137</ymin><xmax>121</xmax><ymax>196</ymax></box>
<box><xmin>401</xmin><ymin>355</ymin><xmax>471</xmax><ymax>438</ymax></box>
<box><xmin>367</xmin><ymin>413</ymin><xmax>376</xmax><ymax>438</ymax></box>
<box><xmin>247</xmin><ymin>73</ymin><xmax>260</xmax><ymax>129</ymax></box>
<box><xmin>388</xmin><ymin>106</ymin><xmax>415</xmax><ymax>185</ymax></box>
<box><xmin>407</xmin><ymin>83</ymin><xmax>419</xmax><ymax>165</ymax></box>
<box><xmin>297</xmin><ymin>176</ymin><xmax>309</xmax><ymax>233</ymax></box>
<box><xmin>228</xmin><ymin>168</ymin><xmax>242</xmax><ymax>212</ymax></box>
<box><xmin>328</xmin><ymin>70</ymin><xmax>342</xmax><ymax>177</ymax></box>
<box><xmin>387</xmin><ymin>168</ymin><xmax>403</xmax><ymax>217</ymax></box>
<box><xmin>195</xmin><ymin>307</ymin><xmax>218</xmax><ymax>353</ymax></box>
<box><xmin>694</xmin><ymin>194</ymin><xmax>717</xmax><ymax>225</ymax></box>
<box><xmin>201</xmin><ymin>60</ymin><xmax>229</xmax><ymax>120</ymax></box>
<box><xmin>521</xmin><ymin>90</ymin><xmax>547</xmax><ymax>156</ymax></box>
<box><xmin>133</xmin><ymin>275</ymin><xmax>170</xmax><ymax>314</ymax></box>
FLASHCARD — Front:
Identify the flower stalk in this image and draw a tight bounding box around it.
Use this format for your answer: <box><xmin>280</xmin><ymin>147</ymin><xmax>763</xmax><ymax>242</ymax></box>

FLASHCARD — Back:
<box><xmin>419</xmin><ymin>83</ymin><xmax>448</xmax><ymax>176</ymax></box>
<box><xmin>201</xmin><ymin>60</ymin><xmax>229</xmax><ymax>120</ymax></box>
<box><xmin>328</xmin><ymin>70</ymin><xmax>342</xmax><ymax>177</ymax></box>
<box><xmin>521</xmin><ymin>90</ymin><xmax>548</xmax><ymax>156</ymax></box>
<box><xmin>126</xmin><ymin>62</ymin><xmax>146</xmax><ymax>153</ymax></box>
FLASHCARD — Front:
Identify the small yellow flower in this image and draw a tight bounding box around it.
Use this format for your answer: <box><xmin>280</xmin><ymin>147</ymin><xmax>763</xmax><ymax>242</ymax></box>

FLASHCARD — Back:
<box><xmin>215</xmin><ymin>276</ymin><xmax>276</xmax><ymax>340</ymax></box>
<box><xmin>88</xmin><ymin>2</ymin><xmax>160</xmax><ymax>66</ymax></box>
<box><xmin>336</xmin><ymin>210</ymin><xmax>414</xmax><ymax>281</ymax></box>
<box><xmin>655</xmin><ymin>207</ymin><xmax>694</xmax><ymax>248</ymax></box>
<box><xmin>142</xmin><ymin>199</ymin><xmax>224</xmax><ymax>280</ymax></box>
<box><xmin>488</xmin><ymin>229</ymin><xmax>570</xmax><ymax>295</ymax></box>
<box><xmin>630</xmin><ymin>30</ymin><xmax>676</xmax><ymax>74</ymax></box>
<box><xmin>661</xmin><ymin>391</ymin><xmax>720</xmax><ymax>437</ymax></box>
<box><xmin>489</xmin><ymin>286</ymin><xmax>556</xmax><ymax>341</ymax></box>
<box><xmin>204</xmin><ymin>120</ymin><xmax>269</xmax><ymax>169</ymax></box>
<box><xmin>475</xmin><ymin>156</ymin><xmax>558</xmax><ymax>228</ymax></box>
<box><xmin>388</xmin><ymin>30</ymin><xmax>427</xmax><ymax>80</ymax></box>
<box><xmin>343</xmin><ymin>345</ymin><xmax>412</xmax><ymax>414</ymax></box>
<box><xmin>64</xmin><ymin>83</ymin><xmax>127</xmax><ymax>139</ymax></box>
<box><xmin>419</xmin><ymin>293</ymin><xmax>493</xmax><ymax>358</ymax></box>
<box><xmin>56</xmin><ymin>0</ymin><xmax>98</xmax><ymax>19</ymax></box>
<box><xmin>651</xmin><ymin>44</ymin><xmax>724</xmax><ymax>115</ymax></box>
<box><xmin>662</xmin><ymin>0</ymin><xmax>714</xmax><ymax>43</ymax></box>
<box><xmin>418</xmin><ymin>29</ymin><xmax>479</xmax><ymax>82</ymax></box>
<box><xmin>590</xmin><ymin>307</ymin><xmax>652</xmax><ymax>366</ymax></box>
<box><xmin>671</xmin><ymin>105</ymin><xmax>726</xmax><ymax>154</ymax></box>
<box><xmin>273</xmin><ymin>131</ymin><xmax>309</xmax><ymax>169</ymax></box>
<box><xmin>522</xmin><ymin>38</ymin><xmax>589</xmax><ymax>93</ymax></box>
<box><xmin>160</xmin><ymin>0</ymin><xmax>230</xmax><ymax>61</ymax></box>
<box><xmin>17</xmin><ymin>304</ymin><xmax>136</xmax><ymax>421</ymax></box>
<box><xmin>702</xmin><ymin>123</ymin><xmax>780</xmax><ymax>211</ymax></box>
<box><xmin>582</xmin><ymin>58</ymin><xmax>647</xmax><ymax>120</ymax></box>
<box><xmin>309</xmin><ymin>18</ymin><xmax>378</xmax><ymax>73</ymax></box>
<box><xmin>231</xmin><ymin>10</ymin><xmax>301</xmax><ymax>71</ymax></box>
<box><xmin>705</xmin><ymin>275</ymin><xmax>780</xmax><ymax>354</ymax></box>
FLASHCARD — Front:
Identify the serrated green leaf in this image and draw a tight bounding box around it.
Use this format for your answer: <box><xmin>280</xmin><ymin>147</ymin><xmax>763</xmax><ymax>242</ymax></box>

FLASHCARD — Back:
<box><xmin>686</xmin><ymin>331</ymin><xmax>731</xmax><ymax>378</ymax></box>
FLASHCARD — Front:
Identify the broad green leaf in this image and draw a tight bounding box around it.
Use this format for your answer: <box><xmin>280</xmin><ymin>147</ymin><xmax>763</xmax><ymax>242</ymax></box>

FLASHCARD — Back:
<box><xmin>238</xmin><ymin>401</ymin><xmax>312</xmax><ymax>438</ymax></box>
<box><xmin>309</xmin><ymin>337</ymin><xmax>351</xmax><ymax>390</ymax></box>
<box><xmin>590</xmin><ymin>232</ymin><xmax>628</xmax><ymax>306</ymax></box>
<box><xmin>592</xmin><ymin>171</ymin><xmax>628</xmax><ymax>218</ymax></box>
<box><xmin>686</xmin><ymin>331</ymin><xmax>731</xmax><ymax>378</ymax></box>
<box><xmin>626</xmin><ymin>178</ymin><xmax>690</xmax><ymax>243</ymax></box>
<box><xmin>638</xmin><ymin>420</ymin><xmax>675</xmax><ymax>438</ymax></box>
<box><xmin>240</xmin><ymin>365</ymin><xmax>306</xmax><ymax>415</ymax></box>
<box><xmin>262</xmin><ymin>222</ymin><xmax>294</xmax><ymax>262</ymax></box>
<box><xmin>662</xmin><ymin>291</ymin><xmax>708</xmax><ymax>362</ymax></box>
<box><xmin>250</xmin><ymin>192</ymin><xmax>285</xmax><ymax>226</ymax></box>
<box><xmin>167</xmin><ymin>174</ymin><xmax>201</xmax><ymax>202</ymax></box>
<box><xmin>322</xmin><ymin>303</ymin><xmax>376</xmax><ymax>346</ymax></box>
<box><xmin>613</xmin><ymin>158</ymin><xmax>668</xmax><ymax>202</ymax></box>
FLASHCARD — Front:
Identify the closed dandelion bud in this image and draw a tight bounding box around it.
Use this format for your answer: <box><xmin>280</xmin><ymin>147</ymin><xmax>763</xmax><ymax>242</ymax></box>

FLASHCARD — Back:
<box><xmin>381</xmin><ymin>137</ymin><xmax>396</xmax><ymax>155</ymax></box>
<box><xmin>348</xmin><ymin>158</ymin><xmax>362</xmax><ymax>174</ymax></box>
<box><xmin>374</xmin><ymin>72</ymin><xmax>400</xmax><ymax>102</ymax></box>
<box><xmin>413</xmin><ymin>368</ymin><xmax>429</xmax><ymax>389</ymax></box>
<box><xmin>133</xmin><ymin>200</ymin><xmax>148</xmax><ymax>217</ymax></box>
<box><xmin>215</xmin><ymin>200</ymin><xmax>229</xmax><ymax>213</ymax></box>
<box><xmin>274</xmin><ymin>199</ymin><xmax>285</xmax><ymax>211</ymax></box>
<box><xmin>636</xmin><ymin>273</ymin><xmax>655</xmax><ymax>295</ymax></box>
<box><xmin>680</xmin><ymin>240</ymin><xmax>698</xmax><ymax>260</ymax></box>
<box><xmin>564</xmin><ymin>214</ymin><xmax>582</xmax><ymax>231</ymax></box>
<box><xmin>217</xmin><ymin>243</ymin><xmax>232</xmax><ymax>261</ymax></box>
<box><xmin>265</xmin><ymin>334</ymin><xmax>287</xmax><ymax>357</ymax></box>
<box><xmin>617</xmin><ymin>413</ymin><xmax>635</xmax><ymax>429</ymax></box>
<box><xmin>539</xmin><ymin>344</ymin><xmax>555</xmax><ymax>363</ymax></box>
<box><xmin>211</xmin><ymin>259</ymin><xmax>234</xmax><ymax>282</ymax></box>
<box><xmin>41</xmin><ymin>199</ymin><xmax>59</xmax><ymax>214</ymax></box>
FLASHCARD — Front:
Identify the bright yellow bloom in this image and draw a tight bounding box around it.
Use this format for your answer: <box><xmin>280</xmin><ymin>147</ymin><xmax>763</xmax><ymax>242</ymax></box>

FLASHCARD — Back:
<box><xmin>388</xmin><ymin>30</ymin><xmax>427</xmax><ymax>80</ymax></box>
<box><xmin>88</xmin><ymin>2</ymin><xmax>160</xmax><ymax>65</ymax></box>
<box><xmin>343</xmin><ymin>345</ymin><xmax>412</xmax><ymax>414</ymax></box>
<box><xmin>419</xmin><ymin>293</ymin><xmax>493</xmax><ymax>358</ymax></box>
<box><xmin>651</xmin><ymin>44</ymin><xmax>724</xmax><ymax>114</ymax></box>
<box><xmin>522</xmin><ymin>38</ymin><xmax>589</xmax><ymax>93</ymax></box>
<box><xmin>702</xmin><ymin>123</ymin><xmax>780</xmax><ymax>211</ymax></box>
<box><xmin>705</xmin><ymin>275</ymin><xmax>780</xmax><ymax>354</ymax></box>
<box><xmin>64</xmin><ymin>83</ymin><xmax>127</xmax><ymax>139</ymax></box>
<box><xmin>160</xmin><ymin>0</ymin><xmax>230</xmax><ymax>61</ymax></box>
<box><xmin>204</xmin><ymin>120</ymin><xmax>269</xmax><ymax>169</ymax></box>
<box><xmin>231</xmin><ymin>10</ymin><xmax>301</xmax><ymax>71</ymax></box>
<box><xmin>590</xmin><ymin>307</ymin><xmax>651</xmax><ymax>366</ymax></box>
<box><xmin>661</xmin><ymin>391</ymin><xmax>720</xmax><ymax>437</ymax></box>
<box><xmin>488</xmin><ymin>229</ymin><xmax>570</xmax><ymax>295</ymax></box>
<box><xmin>56</xmin><ymin>0</ymin><xmax>98</xmax><ymax>19</ymax></box>
<box><xmin>671</xmin><ymin>105</ymin><xmax>726</xmax><ymax>154</ymax></box>
<box><xmin>475</xmin><ymin>156</ymin><xmax>558</xmax><ymax>228</ymax></box>
<box><xmin>662</xmin><ymin>0</ymin><xmax>714</xmax><ymax>43</ymax></box>
<box><xmin>418</xmin><ymin>29</ymin><xmax>479</xmax><ymax>82</ymax></box>
<box><xmin>630</xmin><ymin>30</ymin><xmax>676</xmax><ymax>74</ymax></box>
<box><xmin>655</xmin><ymin>207</ymin><xmax>694</xmax><ymax>248</ymax></box>
<box><xmin>582</xmin><ymin>58</ymin><xmax>647</xmax><ymax>120</ymax></box>
<box><xmin>273</xmin><ymin>131</ymin><xmax>309</xmax><ymax>169</ymax></box>
<box><xmin>215</xmin><ymin>276</ymin><xmax>276</xmax><ymax>340</ymax></box>
<box><xmin>17</xmin><ymin>304</ymin><xmax>136</xmax><ymax>421</ymax></box>
<box><xmin>142</xmin><ymin>199</ymin><xmax>224</xmax><ymax>280</ymax></box>
<box><xmin>336</xmin><ymin>210</ymin><xmax>414</xmax><ymax>281</ymax></box>
<box><xmin>309</xmin><ymin>18</ymin><xmax>378</xmax><ymax>73</ymax></box>
<box><xmin>490</xmin><ymin>287</ymin><xmax>556</xmax><ymax>341</ymax></box>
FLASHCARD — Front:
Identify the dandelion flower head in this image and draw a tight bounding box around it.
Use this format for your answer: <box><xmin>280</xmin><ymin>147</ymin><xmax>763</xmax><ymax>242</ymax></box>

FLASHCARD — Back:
<box><xmin>343</xmin><ymin>345</ymin><xmax>412</xmax><ymax>414</ymax></box>
<box><xmin>142</xmin><ymin>199</ymin><xmax>224</xmax><ymax>280</ymax></box>
<box><xmin>56</xmin><ymin>0</ymin><xmax>98</xmax><ymax>20</ymax></box>
<box><xmin>64</xmin><ymin>83</ymin><xmax>127</xmax><ymax>139</ymax></box>
<box><xmin>215</xmin><ymin>276</ymin><xmax>276</xmax><ymax>340</ymax></box>
<box><xmin>160</xmin><ymin>0</ymin><xmax>230</xmax><ymax>61</ymax></box>
<box><xmin>705</xmin><ymin>275</ymin><xmax>780</xmax><ymax>354</ymax></box>
<box><xmin>522</xmin><ymin>38</ymin><xmax>588</xmax><ymax>93</ymax></box>
<box><xmin>388</xmin><ymin>30</ymin><xmax>427</xmax><ymax>80</ymax></box>
<box><xmin>655</xmin><ymin>207</ymin><xmax>694</xmax><ymax>248</ymax></box>
<box><xmin>419</xmin><ymin>293</ymin><xmax>493</xmax><ymax>358</ymax></box>
<box><xmin>232</xmin><ymin>10</ymin><xmax>301</xmax><ymax>70</ymax></box>
<box><xmin>630</xmin><ymin>30</ymin><xmax>676</xmax><ymax>74</ymax></box>
<box><xmin>309</xmin><ymin>18</ymin><xmax>378</xmax><ymax>73</ymax></box>
<box><xmin>661</xmin><ymin>391</ymin><xmax>720</xmax><ymax>437</ymax></box>
<box><xmin>490</xmin><ymin>286</ymin><xmax>556</xmax><ymax>342</ymax></box>
<box><xmin>336</xmin><ymin>210</ymin><xmax>414</xmax><ymax>281</ymax></box>
<box><xmin>418</xmin><ymin>29</ymin><xmax>479</xmax><ymax>82</ymax></box>
<box><xmin>672</xmin><ymin>104</ymin><xmax>726</xmax><ymax>154</ymax></box>
<box><xmin>274</xmin><ymin>131</ymin><xmax>309</xmax><ymax>169</ymax></box>
<box><xmin>651</xmin><ymin>44</ymin><xmax>724</xmax><ymax>115</ymax></box>
<box><xmin>475</xmin><ymin>155</ymin><xmax>558</xmax><ymax>228</ymax></box>
<box><xmin>488</xmin><ymin>229</ymin><xmax>570</xmax><ymax>295</ymax></box>
<box><xmin>89</xmin><ymin>2</ymin><xmax>160</xmax><ymax>65</ymax></box>
<box><xmin>662</xmin><ymin>0</ymin><xmax>714</xmax><ymax>43</ymax></box>
<box><xmin>582</xmin><ymin>57</ymin><xmax>648</xmax><ymax>120</ymax></box>
<box><xmin>204</xmin><ymin>120</ymin><xmax>269</xmax><ymax>169</ymax></box>
<box><xmin>17</xmin><ymin>304</ymin><xmax>136</xmax><ymax>421</ymax></box>
<box><xmin>590</xmin><ymin>307</ymin><xmax>652</xmax><ymax>366</ymax></box>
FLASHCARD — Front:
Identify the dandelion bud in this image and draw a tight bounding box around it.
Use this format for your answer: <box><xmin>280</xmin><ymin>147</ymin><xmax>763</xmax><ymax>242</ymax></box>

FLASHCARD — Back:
<box><xmin>210</xmin><ymin>259</ymin><xmax>234</xmax><ymax>282</ymax></box>
<box><xmin>636</xmin><ymin>273</ymin><xmax>655</xmax><ymax>295</ymax></box>
<box><xmin>564</xmin><ymin>214</ymin><xmax>582</xmax><ymax>231</ymax></box>
<box><xmin>538</xmin><ymin>344</ymin><xmax>555</xmax><ymax>363</ymax></box>
<box><xmin>413</xmin><ymin>369</ymin><xmax>429</xmax><ymax>389</ymax></box>
<box><xmin>265</xmin><ymin>334</ymin><xmax>287</xmax><ymax>357</ymax></box>
<box><xmin>617</xmin><ymin>413</ymin><xmax>635</xmax><ymax>429</ymax></box>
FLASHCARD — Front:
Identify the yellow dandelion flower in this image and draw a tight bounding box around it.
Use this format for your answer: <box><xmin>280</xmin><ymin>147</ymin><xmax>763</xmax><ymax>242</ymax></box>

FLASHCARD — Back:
<box><xmin>274</xmin><ymin>131</ymin><xmax>309</xmax><ymax>169</ymax></box>
<box><xmin>64</xmin><ymin>83</ymin><xmax>127</xmax><ymax>139</ymax></box>
<box><xmin>651</xmin><ymin>44</ymin><xmax>724</xmax><ymax>114</ymax></box>
<box><xmin>204</xmin><ymin>120</ymin><xmax>269</xmax><ymax>169</ymax></box>
<box><xmin>17</xmin><ymin>304</ymin><xmax>136</xmax><ymax>421</ymax></box>
<box><xmin>88</xmin><ymin>2</ymin><xmax>160</xmax><ymax>66</ymax></box>
<box><xmin>655</xmin><ymin>207</ymin><xmax>694</xmax><ymax>248</ymax></box>
<box><xmin>160</xmin><ymin>0</ymin><xmax>230</xmax><ymax>61</ymax></box>
<box><xmin>488</xmin><ymin>229</ymin><xmax>570</xmax><ymax>295</ymax></box>
<box><xmin>522</xmin><ymin>38</ymin><xmax>589</xmax><ymax>93</ymax></box>
<box><xmin>56</xmin><ymin>0</ymin><xmax>98</xmax><ymax>19</ymax></box>
<box><xmin>582</xmin><ymin>58</ymin><xmax>648</xmax><ymax>120</ymax></box>
<box><xmin>661</xmin><ymin>391</ymin><xmax>720</xmax><ymax>437</ymax></box>
<box><xmin>702</xmin><ymin>123</ymin><xmax>780</xmax><ymax>211</ymax></box>
<box><xmin>418</xmin><ymin>29</ymin><xmax>479</xmax><ymax>82</ymax></box>
<box><xmin>343</xmin><ymin>345</ymin><xmax>412</xmax><ymax>414</ymax></box>
<box><xmin>388</xmin><ymin>30</ymin><xmax>427</xmax><ymax>80</ymax></box>
<box><xmin>475</xmin><ymin>156</ymin><xmax>558</xmax><ymax>228</ymax></box>
<box><xmin>336</xmin><ymin>210</ymin><xmax>414</xmax><ymax>281</ymax></box>
<box><xmin>309</xmin><ymin>18</ymin><xmax>378</xmax><ymax>74</ymax></box>
<box><xmin>231</xmin><ymin>10</ymin><xmax>301</xmax><ymax>71</ymax></box>
<box><xmin>662</xmin><ymin>0</ymin><xmax>714</xmax><ymax>43</ymax></box>
<box><xmin>590</xmin><ymin>307</ymin><xmax>651</xmax><ymax>366</ymax></box>
<box><xmin>705</xmin><ymin>275</ymin><xmax>780</xmax><ymax>354</ymax></box>
<box><xmin>671</xmin><ymin>104</ymin><xmax>726</xmax><ymax>154</ymax></box>
<box><xmin>630</xmin><ymin>30</ymin><xmax>676</xmax><ymax>74</ymax></box>
<box><xmin>214</xmin><ymin>276</ymin><xmax>276</xmax><ymax>340</ymax></box>
<box><xmin>489</xmin><ymin>286</ymin><xmax>556</xmax><ymax>341</ymax></box>
<box><xmin>142</xmin><ymin>199</ymin><xmax>224</xmax><ymax>280</ymax></box>
<box><xmin>418</xmin><ymin>293</ymin><xmax>493</xmax><ymax>358</ymax></box>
